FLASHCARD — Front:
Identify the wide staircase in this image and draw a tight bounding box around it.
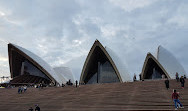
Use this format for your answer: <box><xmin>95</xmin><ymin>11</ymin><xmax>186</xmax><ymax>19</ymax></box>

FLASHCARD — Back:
<box><xmin>0</xmin><ymin>79</ymin><xmax>187</xmax><ymax>111</ymax></box>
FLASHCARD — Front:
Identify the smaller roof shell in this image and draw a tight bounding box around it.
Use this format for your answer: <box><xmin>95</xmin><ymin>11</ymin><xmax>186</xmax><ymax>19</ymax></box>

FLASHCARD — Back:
<box><xmin>141</xmin><ymin>46</ymin><xmax>186</xmax><ymax>79</ymax></box>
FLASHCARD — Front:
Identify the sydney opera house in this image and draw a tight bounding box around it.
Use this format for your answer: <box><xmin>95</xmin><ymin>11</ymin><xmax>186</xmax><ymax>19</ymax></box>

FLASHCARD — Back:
<box><xmin>8</xmin><ymin>43</ymin><xmax>74</xmax><ymax>86</ymax></box>
<box><xmin>7</xmin><ymin>40</ymin><xmax>186</xmax><ymax>86</ymax></box>
<box><xmin>141</xmin><ymin>46</ymin><xmax>186</xmax><ymax>80</ymax></box>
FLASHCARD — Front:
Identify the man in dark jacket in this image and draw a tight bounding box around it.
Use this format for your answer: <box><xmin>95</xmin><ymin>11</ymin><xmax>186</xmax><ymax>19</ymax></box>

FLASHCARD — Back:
<box><xmin>176</xmin><ymin>72</ymin><xmax>179</xmax><ymax>82</ymax></box>
<box><xmin>139</xmin><ymin>74</ymin><xmax>142</xmax><ymax>81</ymax></box>
<box><xmin>75</xmin><ymin>80</ymin><xmax>78</xmax><ymax>87</ymax></box>
<box><xmin>165</xmin><ymin>78</ymin><xmax>169</xmax><ymax>90</ymax></box>
<box><xmin>180</xmin><ymin>76</ymin><xmax>185</xmax><ymax>89</ymax></box>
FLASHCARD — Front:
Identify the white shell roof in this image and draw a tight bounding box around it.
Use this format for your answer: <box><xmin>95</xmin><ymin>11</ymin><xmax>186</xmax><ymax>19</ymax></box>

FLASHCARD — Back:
<box><xmin>11</xmin><ymin>43</ymin><xmax>65</xmax><ymax>85</ymax></box>
<box><xmin>53</xmin><ymin>67</ymin><xmax>75</xmax><ymax>83</ymax></box>
<box><xmin>105</xmin><ymin>47</ymin><xmax>131</xmax><ymax>82</ymax></box>
<box><xmin>157</xmin><ymin>46</ymin><xmax>186</xmax><ymax>79</ymax></box>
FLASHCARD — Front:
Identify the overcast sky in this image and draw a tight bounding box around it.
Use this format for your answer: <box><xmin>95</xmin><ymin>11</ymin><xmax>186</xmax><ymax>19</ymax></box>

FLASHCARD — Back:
<box><xmin>0</xmin><ymin>0</ymin><xmax>188</xmax><ymax>80</ymax></box>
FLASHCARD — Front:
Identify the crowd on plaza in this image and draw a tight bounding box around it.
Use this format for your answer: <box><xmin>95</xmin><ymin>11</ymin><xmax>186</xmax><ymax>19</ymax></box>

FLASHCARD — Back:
<box><xmin>133</xmin><ymin>72</ymin><xmax>186</xmax><ymax>110</ymax></box>
<box><xmin>162</xmin><ymin>72</ymin><xmax>186</xmax><ymax>110</ymax></box>
<box><xmin>16</xmin><ymin>79</ymin><xmax>78</xmax><ymax>94</ymax></box>
<box><xmin>164</xmin><ymin>73</ymin><xmax>186</xmax><ymax>90</ymax></box>
<box><xmin>171</xmin><ymin>73</ymin><xmax>186</xmax><ymax>110</ymax></box>
<box><xmin>18</xmin><ymin>85</ymin><xmax>27</xmax><ymax>94</ymax></box>
<box><xmin>61</xmin><ymin>79</ymin><xmax>78</xmax><ymax>87</ymax></box>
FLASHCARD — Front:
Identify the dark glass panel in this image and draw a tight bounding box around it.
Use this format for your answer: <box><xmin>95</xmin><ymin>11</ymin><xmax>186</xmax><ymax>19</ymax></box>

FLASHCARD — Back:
<box><xmin>23</xmin><ymin>60</ymin><xmax>50</xmax><ymax>80</ymax></box>
<box><xmin>144</xmin><ymin>58</ymin><xmax>166</xmax><ymax>79</ymax></box>
<box><xmin>84</xmin><ymin>46</ymin><xmax>120</xmax><ymax>84</ymax></box>
<box><xmin>11</xmin><ymin>50</ymin><xmax>50</xmax><ymax>81</ymax></box>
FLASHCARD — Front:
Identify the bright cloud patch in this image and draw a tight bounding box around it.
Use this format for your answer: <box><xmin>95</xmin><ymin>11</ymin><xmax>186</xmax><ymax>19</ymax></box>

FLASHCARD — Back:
<box><xmin>0</xmin><ymin>11</ymin><xmax>5</xmax><ymax>16</ymax></box>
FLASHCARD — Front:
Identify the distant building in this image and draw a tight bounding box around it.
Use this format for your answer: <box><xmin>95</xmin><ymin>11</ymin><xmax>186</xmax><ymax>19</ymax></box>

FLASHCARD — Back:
<box><xmin>141</xmin><ymin>46</ymin><xmax>186</xmax><ymax>79</ymax></box>
<box><xmin>79</xmin><ymin>40</ymin><xmax>131</xmax><ymax>84</ymax></box>
<box><xmin>53</xmin><ymin>67</ymin><xmax>74</xmax><ymax>83</ymax></box>
<box><xmin>8</xmin><ymin>43</ymin><xmax>73</xmax><ymax>86</ymax></box>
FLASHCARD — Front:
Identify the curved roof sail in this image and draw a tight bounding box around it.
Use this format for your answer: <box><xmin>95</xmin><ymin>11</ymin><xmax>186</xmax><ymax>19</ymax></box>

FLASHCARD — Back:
<box><xmin>8</xmin><ymin>43</ymin><xmax>65</xmax><ymax>85</ymax></box>
<box><xmin>80</xmin><ymin>40</ymin><xmax>130</xmax><ymax>84</ymax></box>
<box><xmin>157</xmin><ymin>46</ymin><xmax>186</xmax><ymax>79</ymax></box>
<box><xmin>105</xmin><ymin>47</ymin><xmax>131</xmax><ymax>82</ymax></box>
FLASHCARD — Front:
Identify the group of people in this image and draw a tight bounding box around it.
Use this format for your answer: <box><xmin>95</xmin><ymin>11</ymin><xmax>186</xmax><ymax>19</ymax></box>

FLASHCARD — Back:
<box><xmin>62</xmin><ymin>80</ymin><xmax>79</xmax><ymax>88</ymax></box>
<box><xmin>133</xmin><ymin>74</ymin><xmax>142</xmax><ymax>82</ymax></box>
<box><xmin>66</xmin><ymin>79</ymin><xmax>73</xmax><ymax>86</ymax></box>
<box><xmin>133</xmin><ymin>74</ymin><xmax>141</xmax><ymax>81</ymax></box>
<box><xmin>176</xmin><ymin>73</ymin><xmax>186</xmax><ymax>89</ymax></box>
<box><xmin>164</xmin><ymin>73</ymin><xmax>186</xmax><ymax>90</ymax></box>
<box><xmin>28</xmin><ymin>104</ymin><xmax>40</xmax><ymax>111</ymax></box>
<box><xmin>34</xmin><ymin>83</ymin><xmax>44</xmax><ymax>89</ymax></box>
<box><xmin>18</xmin><ymin>85</ymin><xmax>27</xmax><ymax>94</ymax></box>
<box><xmin>164</xmin><ymin>72</ymin><xmax>186</xmax><ymax>110</ymax></box>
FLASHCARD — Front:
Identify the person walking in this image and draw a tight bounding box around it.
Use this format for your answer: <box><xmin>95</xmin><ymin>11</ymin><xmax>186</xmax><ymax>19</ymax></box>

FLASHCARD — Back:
<box><xmin>75</xmin><ymin>80</ymin><xmax>78</xmax><ymax>87</ymax></box>
<box><xmin>139</xmin><ymin>74</ymin><xmax>141</xmax><ymax>81</ymax></box>
<box><xmin>133</xmin><ymin>74</ymin><xmax>136</xmax><ymax>82</ymax></box>
<box><xmin>20</xmin><ymin>86</ymin><xmax>23</xmax><ymax>93</ymax></box>
<box><xmin>35</xmin><ymin>104</ymin><xmax>40</xmax><ymax>111</ymax></box>
<box><xmin>62</xmin><ymin>83</ymin><xmax>65</xmax><ymax>87</ymax></box>
<box><xmin>164</xmin><ymin>78</ymin><xmax>169</xmax><ymax>90</ymax></box>
<box><xmin>176</xmin><ymin>72</ymin><xmax>179</xmax><ymax>82</ymax></box>
<box><xmin>172</xmin><ymin>89</ymin><xmax>184</xmax><ymax>110</ymax></box>
<box><xmin>176</xmin><ymin>92</ymin><xmax>181</xmax><ymax>108</ymax></box>
<box><xmin>180</xmin><ymin>76</ymin><xmax>185</xmax><ymax>89</ymax></box>
<box><xmin>18</xmin><ymin>86</ymin><xmax>21</xmax><ymax>94</ymax></box>
<box><xmin>24</xmin><ymin>85</ymin><xmax>27</xmax><ymax>92</ymax></box>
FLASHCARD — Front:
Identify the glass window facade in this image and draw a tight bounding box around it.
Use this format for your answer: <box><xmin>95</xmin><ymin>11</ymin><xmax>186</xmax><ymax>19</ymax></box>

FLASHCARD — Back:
<box><xmin>23</xmin><ymin>60</ymin><xmax>50</xmax><ymax>80</ymax></box>
<box><xmin>99</xmin><ymin>61</ymin><xmax>119</xmax><ymax>83</ymax></box>
<box><xmin>144</xmin><ymin>58</ymin><xmax>166</xmax><ymax>79</ymax></box>
<box><xmin>11</xmin><ymin>50</ymin><xmax>50</xmax><ymax>81</ymax></box>
<box><xmin>84</xmin><ymin>46</ymin><xmax>120</xmax><ymax>84</ymax></box>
